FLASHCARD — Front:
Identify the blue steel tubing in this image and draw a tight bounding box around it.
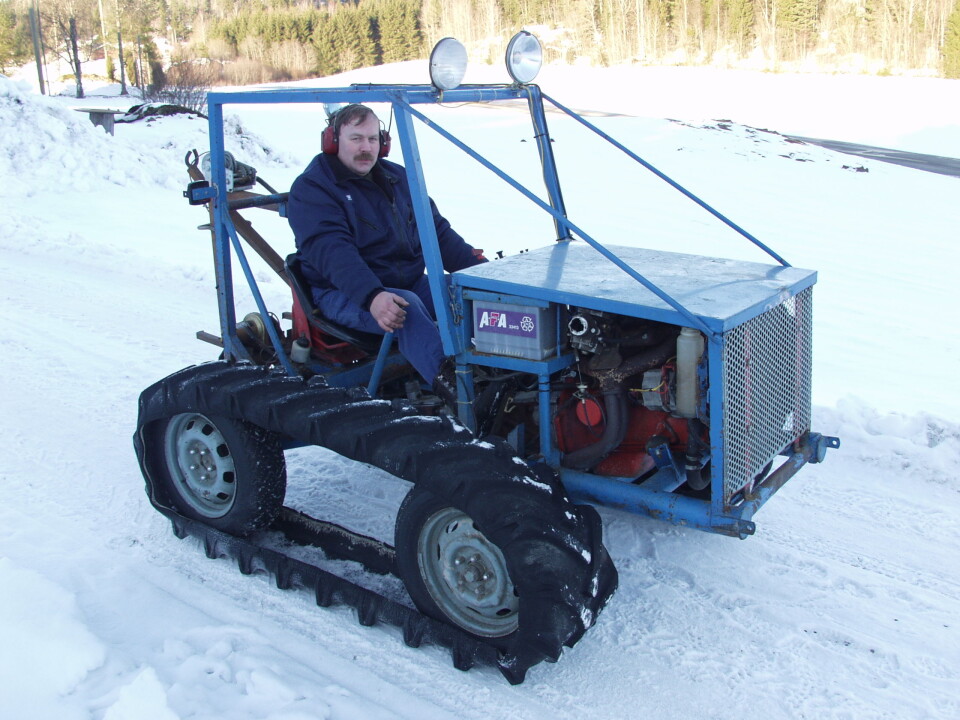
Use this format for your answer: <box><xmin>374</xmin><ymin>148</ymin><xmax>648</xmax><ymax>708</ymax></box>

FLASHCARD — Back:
<box><xmin>454</xmin><ymin>362</ymin><xmax>478</xmax><ymax>431</ymax></box>
<box><xmin>391</xmin><ymin>105</ymin><xmax>462</xmax><ymax>357</ymax></box>
<box><xmin>560</xmin><ymin>468</ymin><xmax>756</xmax><ymax>538</ymax></box>
<box><xmin>540</xmin><ymin>92</ymin><xmax>792</xmax><ymax>269</ymax></box>
<box><xmin>223</xmin><ymin>221</ymin><xmax>298</xmax><ymax>376</ymax></box>
<box><xmin>738</xmin><ymin>434</ymin><xmax>829</xmax><ymax>520</ymax></box>
<box><xmin>207</xmin><ymin>102</ymin><xmax>245</xmax><ymax>362</ymax></box>
<box><xmin>206</xmin><ymin>85</ymin><xmax>526</xmax><ymax>108</ymax></box>
<box><xmin>524</xmin><ymin>84</ymin><xmax>572</xmax><ymax>240</ymax></box>
<box><xmin>394</xmin><ymin>99</ymin><xmax>718</xmax><ymax>342</ymax></box>
<box><xmin>538</xmin><ymin>374</ymin><xmax>560</xmax><ymax>465</ymax></box>
<box><xmin>365</xmin><ymin>332</ymin><xmax>394</xmax><ymax>396</ymax></box>
<box><xmin>207</xmin><ymin>97</ymin><xmax>297</xmax><ymax>377</ymax></box>
<box><xmin>706</xmin><ymin>334</ymin><xmax>728</xmax><ymax>517</ymax></box>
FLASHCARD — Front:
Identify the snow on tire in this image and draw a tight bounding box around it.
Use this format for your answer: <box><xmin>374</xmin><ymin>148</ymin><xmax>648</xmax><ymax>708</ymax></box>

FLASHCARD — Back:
<box><xmin>395</xmin><ymin>463</ymin><xmax>618</xmax><ymax>684</ymax></box>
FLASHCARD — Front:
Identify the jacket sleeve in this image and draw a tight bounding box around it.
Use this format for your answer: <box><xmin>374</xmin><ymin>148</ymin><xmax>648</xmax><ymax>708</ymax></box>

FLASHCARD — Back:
<box><xmin>287</xmin><ymin>173</ymin><xmax>384</xmax><ymax>308</ymax></box>
<box><xmin>431</xmin><ymin>198</ymin><xmax>486</xmax><ymax>272</ymax></box>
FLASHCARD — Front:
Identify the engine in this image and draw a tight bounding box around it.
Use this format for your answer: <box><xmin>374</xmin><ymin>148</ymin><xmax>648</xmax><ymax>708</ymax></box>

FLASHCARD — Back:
<box><xmin>553</xmin><ymin>308</ymin><xmax>710</xmax><ymax>488</ymax></box>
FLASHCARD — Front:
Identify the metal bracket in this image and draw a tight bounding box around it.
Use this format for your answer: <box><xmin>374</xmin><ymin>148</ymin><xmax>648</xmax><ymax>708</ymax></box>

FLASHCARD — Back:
<box><xmin>808</xmin><ymin>433</ymin><xmax>841</xmax><ymax>463</ymax></box>
<box><xmin>647</xmin><ymin>439</ymin><xmax>683</xmax><ymax>478</ymax></box>
<box><xmin>184</xmin><ymin>180</ymin><xmax>215</xmax><ymax>206</ymax></box>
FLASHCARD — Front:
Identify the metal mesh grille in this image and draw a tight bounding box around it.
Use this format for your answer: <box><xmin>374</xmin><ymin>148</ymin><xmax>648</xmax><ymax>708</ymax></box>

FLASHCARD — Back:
<box><xmin>722</xmin><ymin>287</ymin><xmax>813</xmax><ymax>502</ymax></box>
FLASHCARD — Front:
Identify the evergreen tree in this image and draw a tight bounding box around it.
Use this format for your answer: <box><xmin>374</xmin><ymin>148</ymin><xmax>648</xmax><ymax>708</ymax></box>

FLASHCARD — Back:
<box><xmin>777</xmin><ymin>0</ymin><xmax>822</xmax><ymax>57</ymax></box>
<box><xmin>0</xmin><ymin>5</ymin><xmax>31</xmax><ymax>74</ymax></box>
<box><xmin>376</xmin><ymin>0</ymin><xmax>421</xmax><ymax>63</ymax></box>
<box><xmin>313</xmin><ymin>12</ymin><xmax>339</xmax><ymax>76</ymax></box>
<box><xmin>945</xmin><ymin>0</ymin><xmax>960</xmax><ymax>78</ymax></box>
<box><xmin>325</xmin><ymin>6</ymin><xmax>377</xmax><ymax>74</ymax></box>
<box><xmin>3</xmin><ymin>0</ymin><xmax>958</xmax><ymax>86</ymax></box>
<box><xmin>726</xmin><ymin>0</ymin><xmax>756</xmax><ymax>55</ymax></box>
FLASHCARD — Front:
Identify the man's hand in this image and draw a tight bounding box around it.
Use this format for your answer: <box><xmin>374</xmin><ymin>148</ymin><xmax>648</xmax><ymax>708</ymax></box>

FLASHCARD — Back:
<box><xmin>369</xmin><ymin>291</ymin><xmax>409</xmax><ymax>332</ymax></box>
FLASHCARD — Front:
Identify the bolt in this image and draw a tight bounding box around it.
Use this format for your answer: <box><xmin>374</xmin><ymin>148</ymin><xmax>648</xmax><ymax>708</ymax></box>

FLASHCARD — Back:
<box><xmin>454</xmin><ymin>557</ymin><xmax>463</xmax><ymax>565</ymax></box>
<box><xmin>482</xmin><ymin>573</ymin><xmax>491</xmax><ymax>581</ymax></box>
<box><xmin>189</xmin><ymin>449</ymin><xmax>197</xmax><ymax>455</ymax></box>
<box><xmin>189</xmin><ymin>464</ymin><xmax>198</xmax><ymax>471</ymax></box>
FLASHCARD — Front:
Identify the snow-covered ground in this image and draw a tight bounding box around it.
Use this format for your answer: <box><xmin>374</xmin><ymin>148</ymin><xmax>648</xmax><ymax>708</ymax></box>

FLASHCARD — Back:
<box><xmin>1</xmin><ymin>61</ymin><xmax>958</xmax><ymax>719</ymax></box>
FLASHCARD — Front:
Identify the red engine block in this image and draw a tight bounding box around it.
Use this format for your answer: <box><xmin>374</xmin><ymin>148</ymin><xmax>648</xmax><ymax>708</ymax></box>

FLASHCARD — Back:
<box><xmin>554</xmin><ymin>390</ymin><xmax>691</xmax><ymax>478</ymax></box>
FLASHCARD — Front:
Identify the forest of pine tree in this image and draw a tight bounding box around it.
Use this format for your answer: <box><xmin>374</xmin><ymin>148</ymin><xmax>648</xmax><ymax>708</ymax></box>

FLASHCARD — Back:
<box><xmin>3</xmin><ymin>0</ymin><xmax>959</xmax><ymax>94</ymax></box>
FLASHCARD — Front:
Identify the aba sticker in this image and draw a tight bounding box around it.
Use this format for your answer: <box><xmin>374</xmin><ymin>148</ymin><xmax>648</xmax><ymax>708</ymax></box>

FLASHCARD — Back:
<box><xmin>476</xmin><ymin>307</ymin><xmax>538</xmax><ymax>338</ymax></box>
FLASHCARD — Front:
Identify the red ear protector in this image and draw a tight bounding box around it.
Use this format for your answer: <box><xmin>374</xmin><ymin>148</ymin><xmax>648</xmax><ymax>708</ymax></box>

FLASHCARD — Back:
<box><xmin>322</xmin><ymin>108</ymin><xmax>391</xmax><ymax>158</ymax></box>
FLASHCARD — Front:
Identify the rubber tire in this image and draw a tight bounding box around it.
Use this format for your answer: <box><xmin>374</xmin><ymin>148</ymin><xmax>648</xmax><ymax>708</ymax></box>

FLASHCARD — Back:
<box><xmin>395</xmin><ymin>475</ymin><xmax>617</xmax><ymax>682</ymax></box>
<box><xmin>142</xmin><ymin>411</ymin><xmax>286</xmax><ymax>536</ymax></box>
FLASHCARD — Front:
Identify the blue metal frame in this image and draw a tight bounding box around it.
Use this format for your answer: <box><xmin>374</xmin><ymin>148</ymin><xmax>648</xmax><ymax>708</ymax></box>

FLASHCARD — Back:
<box><xmin>199</xmin><ymin>81</ymin><xmax>836</xmax><ymax>538</ymax></box>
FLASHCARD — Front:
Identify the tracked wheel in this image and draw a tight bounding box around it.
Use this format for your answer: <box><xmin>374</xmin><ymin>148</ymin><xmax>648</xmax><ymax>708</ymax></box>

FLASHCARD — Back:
<box><xmin>395</xmin><ymin>469</ymin><xmax>618</xmax><ymax>684</ymax></box>
<box><xmin>141</xmin><ymin>410</ymin><xmax>286</xmax><ymax>536</ymax></box>
<box><xmin>134</xmin><ymin>361</ymin><xmax>617</xmax><ymax>682</ymax></box>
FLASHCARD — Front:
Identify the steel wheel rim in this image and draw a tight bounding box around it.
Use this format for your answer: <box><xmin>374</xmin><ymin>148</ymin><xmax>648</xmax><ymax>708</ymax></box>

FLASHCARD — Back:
<box><xmin>163</xmin><ymin>413</ymin><xmax>237</xmax><ymax>518</ymax></box>
<box><xmin>417</xmin><ymin>507</ymin><xmax>519</xmax><ymax>637</ymax></box>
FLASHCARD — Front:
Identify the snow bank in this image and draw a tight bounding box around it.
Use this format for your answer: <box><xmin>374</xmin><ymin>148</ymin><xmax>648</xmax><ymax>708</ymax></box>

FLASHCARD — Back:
<box><xmin>1</xmin><ymin>76</ymin><xmax>173</xmax><ymax>194</ymax></box>
<box><xmin>0</xmin><ymin>558</ymin><xmax>106</xmax><ymax>720</ymax></box>
<box><xmin>817</xmin><ymin>398</ymin><xmax>960</xmax><ymax>493</ymax></box>
<box><xmin>0</xmin><ymin>75</ymin><xmax>291</xmax><ymax>199</ymax></box>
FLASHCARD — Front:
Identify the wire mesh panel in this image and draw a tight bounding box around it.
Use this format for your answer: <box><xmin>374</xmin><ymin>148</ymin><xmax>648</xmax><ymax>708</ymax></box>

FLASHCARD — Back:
<box><xmin>721</xmin><ymin>287</ymin><xmax>813</xmax><ymax>503</ymax></box>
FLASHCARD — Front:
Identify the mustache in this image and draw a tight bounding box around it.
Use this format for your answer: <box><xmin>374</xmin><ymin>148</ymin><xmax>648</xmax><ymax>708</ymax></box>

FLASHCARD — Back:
<box><xmin>354</xmin><ymin>152</ymin><xmax>375</xmax><ymax>161</ymax></box>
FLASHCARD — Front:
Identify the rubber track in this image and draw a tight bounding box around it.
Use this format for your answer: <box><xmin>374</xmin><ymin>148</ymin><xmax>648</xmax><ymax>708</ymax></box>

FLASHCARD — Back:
<box><xmin>157</xmin><ymin>505</ymin><xmax>502</xmax><ymax>672</ymax></box>
<box><xmin>134</xmin><ymin>361</ymin><xmax>615</xmax><ymax>683</ymax></box>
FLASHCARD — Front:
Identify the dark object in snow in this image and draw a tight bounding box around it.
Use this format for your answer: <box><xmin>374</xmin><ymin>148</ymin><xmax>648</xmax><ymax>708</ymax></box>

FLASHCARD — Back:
<box><xmin>117</xmin><ymin>103</ymin><xmax>205</xmax><ymax>123</ymax></box>
<box><xmin>842</xmin><ymin>165</ymin><xmax>870</xmax><ymax>173</ymax></box>
<box><xmin>74</xmin><ymin>107</ymin><xmax>125</xmax><ymax>135</ymax></box>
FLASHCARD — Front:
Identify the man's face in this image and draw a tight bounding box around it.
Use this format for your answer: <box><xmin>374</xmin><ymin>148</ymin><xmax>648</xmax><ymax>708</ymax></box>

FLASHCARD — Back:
<box><xmin>337</xmin><ymin>114</ymin><xmax>380</xmax><ymax>175</ymax></box>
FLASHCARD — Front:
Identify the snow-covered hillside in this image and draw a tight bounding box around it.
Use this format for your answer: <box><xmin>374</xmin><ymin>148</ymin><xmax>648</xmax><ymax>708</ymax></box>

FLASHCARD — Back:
<box><xmin>1</xmin><ymin>63</ymin><xmax>958</xmax><ymax>719</ymax></box>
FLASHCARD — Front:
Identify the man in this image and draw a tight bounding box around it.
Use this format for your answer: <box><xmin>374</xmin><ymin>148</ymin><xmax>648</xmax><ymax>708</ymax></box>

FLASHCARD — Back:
<box><xmin>287</xmin><ymin>104</ymin><xmax>484</xmax><ymax>401</ymax></box>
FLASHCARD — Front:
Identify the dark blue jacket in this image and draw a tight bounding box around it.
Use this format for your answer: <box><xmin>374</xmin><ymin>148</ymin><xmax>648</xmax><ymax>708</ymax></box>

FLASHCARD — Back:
<box><xmin>287</xmin><ymin>153</ymin><xmax>482</xmax><ymax>309</ymax></box>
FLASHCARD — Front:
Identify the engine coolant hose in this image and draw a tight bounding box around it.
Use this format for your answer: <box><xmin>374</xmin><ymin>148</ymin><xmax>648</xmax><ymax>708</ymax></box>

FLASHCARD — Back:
<box><xmin>561</xmin><ymin>386</ymin><xmax>628</xmax><ymax>471</ymax></box>
<box><xmin>684</xmin><ymin>417</ymin><xmax>710</xmax><ymax>491</ymax></box>
<box><xmin>561</xmin><ymin>335</ymin><xmax>677</xmax><ymax>472</ymax></box>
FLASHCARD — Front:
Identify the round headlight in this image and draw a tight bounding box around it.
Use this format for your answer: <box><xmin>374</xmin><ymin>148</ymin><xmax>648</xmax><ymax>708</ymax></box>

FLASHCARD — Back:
<box><xmin>323</xmin><ymin>102</ymin><xmax>347</xmax><ymax>119</ymax></box>
<box><xmin>505</xmin><ymin>31</ymin><xmax>542</xmax><ymax>84</ymax></box>
<box><xmin>429</xmin><ymin>37</ymin><xmax>468</xmax><ymax>91</ymax></box>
